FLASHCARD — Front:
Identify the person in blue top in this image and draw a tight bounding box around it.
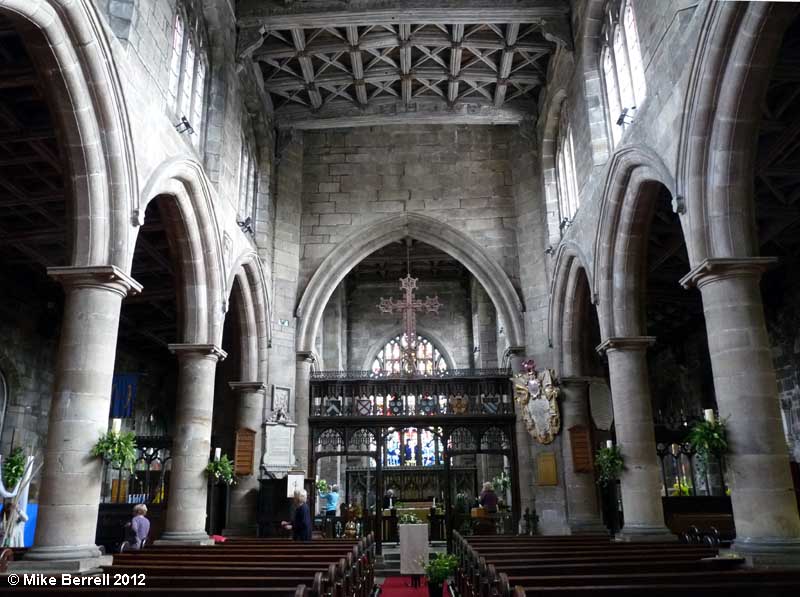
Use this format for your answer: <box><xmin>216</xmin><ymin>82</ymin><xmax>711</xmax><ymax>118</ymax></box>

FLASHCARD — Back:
<box><xmin>281</xmin><ymin>489</ymin><xmax>312</xmax><ymax>541</ymax></box>
<box><xmin>319</xmin><ymin>483</ymin><xmax>340</xmax><ymax>517</ymax></box>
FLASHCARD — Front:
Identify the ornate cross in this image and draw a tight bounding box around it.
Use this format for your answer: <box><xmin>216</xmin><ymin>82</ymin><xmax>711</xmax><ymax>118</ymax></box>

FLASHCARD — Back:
<box><xmin>377</xmin><ymin>275</ymin><xmax>442</xmax><ymax>373</ymax></box>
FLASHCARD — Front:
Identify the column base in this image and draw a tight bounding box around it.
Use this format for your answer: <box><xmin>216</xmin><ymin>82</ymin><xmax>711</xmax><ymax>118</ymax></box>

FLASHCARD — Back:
<box><xmin>17</xmin><ymin>546</ymin><xmax>112</xmax><ymax>573</ymax></box>
<box><xmin>732</xmin><ymin>537</ymin><xmax>800</xmax><ymax>569</ymax></box>
<box><xmin>614</xmin><ymin>524</ymin><xmax>675</xmax><ymax>542</ymax></box>
<box><xmin>155</xmin><ymin>531</ymin><xmax>214</xmax><ymax>545</ymax></box>
<box><xmin>568</xmin><ymin>519</ymin><xmax>609</xmax><ymax>535</ymax></box>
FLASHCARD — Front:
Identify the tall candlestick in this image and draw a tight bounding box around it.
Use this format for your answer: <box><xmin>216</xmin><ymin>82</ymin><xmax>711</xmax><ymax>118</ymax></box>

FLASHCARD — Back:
<box><xmin>214</xmin><ymin>447</ymin><xmax>222</xmax><ymax>461</ymax></box>
<box><xmin>704</xmin><ymin>409</ymin><xmax>716</xmax><ymax>424</ymax></box>
<box><xmin>111</xmin><ymin>418</ymin><xmax>121</xmax><ymax>433</ymax></box>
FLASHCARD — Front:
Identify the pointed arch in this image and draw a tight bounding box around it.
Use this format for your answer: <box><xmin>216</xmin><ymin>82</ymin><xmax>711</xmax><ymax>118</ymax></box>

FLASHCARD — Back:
<box><xmin>676</xmin><ymin>1</ymin><xmax>798</xmax><ymax>264</ymax></box>
<box><xmin>359</xmin><ymin>327</ymin><xmax>458</xmax><ymax>372</ymax></box>
<box><xmin>592</xmin><ymin>145</ymin><xmax>676</xmax><ymax>339</ymax></box>
<box><xmin>2</xmin><ymin>0</ymin><xmax>138</xmax><ymax>268</ymax></box>
<box><xmin>138</xmin><ymin>158</ymin><xmax>225</xmax><ymax>345</ymax></box>
<box><xmin>296</xmin><ymin>213</ymin><xmax>524</xmax><ymax>354</ymax></box>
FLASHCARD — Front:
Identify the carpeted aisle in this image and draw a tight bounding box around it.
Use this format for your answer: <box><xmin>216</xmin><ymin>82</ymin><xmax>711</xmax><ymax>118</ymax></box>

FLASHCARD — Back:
<box><xmin>380</xmin><ymin>576</ymin><xmax>448</xmax><ymax>597</ymax></box>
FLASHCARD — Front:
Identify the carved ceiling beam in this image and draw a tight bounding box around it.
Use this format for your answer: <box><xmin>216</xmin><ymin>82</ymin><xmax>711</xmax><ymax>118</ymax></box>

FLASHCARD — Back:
<box><xmin>266</xmin><ymin>66</ymin><xmax>540</xmax><ymax>91</ymax></box>
<box><xmin>290</xmin><ymin>27</ymin><xmax>323</xmax><ymax>109</ymax></box>
<box><xmin>494</xmin><ymin>23</ymin><xmax>518</xmax><ymax>107</ymax></box>
<box><xmin>347</xmin><ymin>25</ymin><xmax>368</xmax><ymax>106</ymax></box>
<box><xmin>273</xmin><ymin>97</ymin><xmax>531</xmax><ymax>129</ymax></box>
<box><xmin>399</xmin><ymin>24</ymin><xmax>412</xmax><ymax>105</ymax></box>
<box><xmin>448</xmin><ymin>24</ymin><xmax>464</xmax><ymax>105</ymax></box>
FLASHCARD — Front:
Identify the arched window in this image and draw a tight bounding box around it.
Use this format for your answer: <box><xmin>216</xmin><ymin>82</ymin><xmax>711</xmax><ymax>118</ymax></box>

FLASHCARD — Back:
<box><xmin>168</xmin><ymin>7</ymin><xmax>209</xmax><ymax>147</ymax></box>
<box><xmin>371</xmin><ymin>334</ymin><xmax>448</xmax><ymax>377</ymax></box>
<box><xmin>238</xmin><ymin>127</ymin><xmax>258</xmax><ymax>229</ymax></box>
<box><xmin>555</xmin><ymin>102</ymin><xmax>579</xmax><ymax>229</ymax></box>
<box><xmin>600</xmin><ymin>0</ymin><xmax>647</xmax><ymax>148</ymax></box>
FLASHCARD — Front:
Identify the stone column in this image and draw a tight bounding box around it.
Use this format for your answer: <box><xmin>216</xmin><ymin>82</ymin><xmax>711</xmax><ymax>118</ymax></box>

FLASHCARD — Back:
<box><xmin>158</xmin><ymin>344</ymin><xmax>226</xmax><ymax>544</ymax></box>
<box><xmin>293</xmin><ymin>352</ymin><xmax>315</xmax><ymax>473</ymax></box>
<box><xmin>682</xmin><ymin>258</ymin><xmax>800</xmax><ymax>566</ymax></box>
<box><xmin>597</xmin><ymin>337</ymin><xmax>672</xmax><ymax>541</ymax></box>
<box><xmin>24</xmin><ymin>266</ymin><xmax>141</xmax><ymax>570</ymax></box>
<box><xmin>560</xmin><ymin>376</ymin><xmax>606</xmax><ymax>534</ymax></box>
<box><xmin>224</xmin><ymin>381</ymin><xmax>266</xmax><ymax>536</ymax></box>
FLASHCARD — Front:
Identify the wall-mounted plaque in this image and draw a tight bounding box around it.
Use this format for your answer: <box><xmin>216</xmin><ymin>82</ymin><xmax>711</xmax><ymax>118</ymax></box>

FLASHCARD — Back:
<box><xmin>537</xmin><ymin>452</ymin><xmax>558</xmax><ymax>486</ymax></box>
<box><xmin>272</xmin><ymin>386</ymin><xmax>291</xmax><ymax>414</ymax></box>
<box><xmin>286</xmin><ymin>471</ymin><xmax>305</xmax><ymax>498</ymax></box>
<box><xmin>234</xmin><ymin>427</ymin><xmax>256</xmax><ymax>476</ymax></box>
<box><xmin>568</xmin><ymin>425</ymin><xmax>593</xmax><ymax>473</ymax></box>
<box><xmin>263</xmin><ymin>421</ymin><xmax>296</xmax><ymax>474</ymax></box>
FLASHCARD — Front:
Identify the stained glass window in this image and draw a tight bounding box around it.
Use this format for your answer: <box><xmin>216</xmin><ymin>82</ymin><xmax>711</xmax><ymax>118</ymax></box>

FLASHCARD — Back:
<box><xmin>370</xmin><ymin>334</ymin><xmax>448</xmax><ymax>377</ymax></box>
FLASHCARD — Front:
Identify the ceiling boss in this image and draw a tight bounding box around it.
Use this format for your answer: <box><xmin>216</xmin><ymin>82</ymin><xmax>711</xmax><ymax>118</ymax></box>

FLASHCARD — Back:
<box><xmin>513</xmin><ymin>359</ymin><xmax>561</xmax><ymax>444</ymax></box>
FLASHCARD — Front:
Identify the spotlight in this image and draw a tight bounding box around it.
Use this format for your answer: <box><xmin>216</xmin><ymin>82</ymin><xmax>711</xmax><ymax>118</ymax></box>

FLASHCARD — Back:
<box><xmin>175</xmin><ymin>116</ymin><xmax>195</xmax><ymax>135</ymax></box>
<box><xmin>238</xmin><ymin>216</ymin><xmax>254</xmax><ymax>235</ymax></box>
<box><xmin>616</xmin><ymin>107</ymin><xmax>636</xmax><ymax>126</ymax></box>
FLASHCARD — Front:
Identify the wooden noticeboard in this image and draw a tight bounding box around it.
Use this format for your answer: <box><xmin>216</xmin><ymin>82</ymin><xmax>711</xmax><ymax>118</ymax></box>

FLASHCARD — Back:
<box><xmin>234</xmin><ymin>427</ymin><xmax>256</xmax><ymax>476</ymax></box>
<box><xmin>568</xmin><ymin>425</ymin><xmax>593</xmax><ymax>473</ymax></box>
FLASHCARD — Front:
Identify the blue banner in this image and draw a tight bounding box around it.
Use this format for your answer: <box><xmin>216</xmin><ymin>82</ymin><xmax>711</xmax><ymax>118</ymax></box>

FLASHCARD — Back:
<box><xmin>110</xmin><ymin>373</ymin><xmax>137</xmax><ymax>418</ymax></box>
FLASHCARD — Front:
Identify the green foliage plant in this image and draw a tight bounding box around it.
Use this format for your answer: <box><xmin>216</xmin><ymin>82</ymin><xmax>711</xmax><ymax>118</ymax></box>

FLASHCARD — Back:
<box><xmin>91</xmin><ymin>431</ymin><xmax>138</xmax><ymax>473</ymax></box>
<box><xmin>316</xmin><ymin>479</ymin><xmax>329</xmax><ymax>493</ymax></box>
<box><xmin>398</xmin><ymin>512</ymin><xmax>420</xmax><ymax>524</ymax></box>
<box><xmin>424</xmin><ymin>553</ymin><xmax>458</xmax><ymax>586</ymax></box>
<box><xmin>3</xmin><ymin>447</ymin><xmax>26</xmax><ymax>488</ymax></box>
<box><xmin>206</xmin><ymin>454</ymin><xmax>236</xmax><ymax>486</ymax></box>
<box><xmin>594</xmin><ymin>445</ymin><xmax>624</xmax><ymax>487</ymax></box>
<box><xmin>686</xmin><ymin>418</ymin><xmax>728</xmax><ymax>476</ymax></box>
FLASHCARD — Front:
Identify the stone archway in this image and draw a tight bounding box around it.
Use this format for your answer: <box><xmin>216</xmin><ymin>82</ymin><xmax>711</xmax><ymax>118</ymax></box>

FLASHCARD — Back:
<box><xmin>1</xmin><ymin>0</ymin><xmax>138</xmax><ymax>268</ymax></box>
<box><xmin>296</xmin><ymin>213</ymin><xmax>525</xmax><ymax>356</ymax></box>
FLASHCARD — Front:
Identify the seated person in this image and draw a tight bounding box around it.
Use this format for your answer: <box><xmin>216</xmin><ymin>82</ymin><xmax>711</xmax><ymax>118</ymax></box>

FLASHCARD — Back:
<box><xmin>479</xmin><ymin>482</ymin><xmax>498</xmax><ymax>513</ymax></box>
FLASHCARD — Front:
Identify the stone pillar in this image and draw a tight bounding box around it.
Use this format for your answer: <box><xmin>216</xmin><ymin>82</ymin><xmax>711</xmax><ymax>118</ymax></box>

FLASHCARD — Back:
<box><xmin>224</xmin><ymin>381</ymin><xmax>266</xmax><ymax>536</ymax></box>
<box><xmin>597</xmin><ymin>337</ymin><xmax>672</xmax><ymax>541</ymax></box>
<box><xmin>682</xmin><ymin>258</ymin><xmax>800</xmax><ymax>566</ymax></box>
<box><xmin>158</xmin><ymin>344</ymin><xmax>227</xmax><ymax>544</ymax></box>
<box><xmin>24</xmin><ymin>266</ymin><xmax>141</xmax><ymax>570</ymax></box>
<box><xmin>560</xmin><ymin>377</ymin><xmax>606</xmax><ymax>534</ymax></box>
<box><xmin>293</xmin><ymin>352</ymin><xmax>315</xmax><ymax>473</ymax></box>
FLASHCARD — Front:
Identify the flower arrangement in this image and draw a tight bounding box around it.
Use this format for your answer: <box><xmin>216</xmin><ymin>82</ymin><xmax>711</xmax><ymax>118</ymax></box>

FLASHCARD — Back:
<box><xmin>91</xmin><ymin>431</ymin><xmax>138</xmax><ymax>473</ymax></box>
<box><xmin>686</xmin><ymin>418</ymin><xmax>727</xmax><ymax>475</ymax></box>
<box><xmin>206</xmin><ymin>454</ymin><xmax>236</xmax><ymax>486</ymax></box>
<box><xmin>594</xmin><ymin>445</ymin><xmax>624</xmax><ymax>486</ymax></box>
<box><xmin>2</xmin><ymin>447</ymin><xmax>26</xmax><ymax>489</ymax></box>
<box><xmin>492</xmin><ymin>471</ymin><xmax>511</xmax><ymax>493</ymax></box>
<box><xmin>672</xmin><ymin>478</ymin><xmax>692</xmax><ymax>496</ymax></box>
<box><xmin>398</xmin><ymin>512</ymin><xmax>420</xmax><ymax>524</ymax></box>
<box><xmin>316</xmin><ymin>479</ymin><xmax>329</xmax><ymax>493</ymax></box>
<box><xmin>424</xmin><ymin>553</ymin><xmax>458</xmax><ymax>586</ymax></box>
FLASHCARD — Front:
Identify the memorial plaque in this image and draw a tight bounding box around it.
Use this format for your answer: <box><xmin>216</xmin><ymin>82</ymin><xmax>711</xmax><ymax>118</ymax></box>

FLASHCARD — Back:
<box><xmin>537</xmin><ymin>452</ymin><xmax>558</xmax><ymax>486</ymax></box>
<box><xmin>234</xmin><ymin>427</ymin><xmax>256</xmax><ymax>476</ymax></box>
<box><xmin>263</xmin><ymin>421</ymin><xmax>296</xmax><ymax>473</ymax></box>
<box><xmin>568</xmin><ymin>425</ymin><xmax>593</xmax><ymax>473</ymax></box>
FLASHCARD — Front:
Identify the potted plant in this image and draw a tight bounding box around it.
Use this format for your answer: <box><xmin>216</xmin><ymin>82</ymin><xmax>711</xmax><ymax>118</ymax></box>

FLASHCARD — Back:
<box><xmin>206</xmin><ymin>454</ymin><xmax>236</xmax><ymax>486</ymax></box>
<box><xmin>91</xmin><ymin>430</ymin><xmax>137</xmax><ymax>502</ymax></box>
<box><xmin>594</xmin><ymin>444</ymin><xmax>624</xmax><ymax>487</ymax></box>
<box><xmin>686</xmin><ymin>417</ymin><xmax>727</xmax><ymax>477</ymax></box>
<box><xmin>424</xmin><ymin>553</ymin><xmax>458</xmax><ymax>597</ymax></box>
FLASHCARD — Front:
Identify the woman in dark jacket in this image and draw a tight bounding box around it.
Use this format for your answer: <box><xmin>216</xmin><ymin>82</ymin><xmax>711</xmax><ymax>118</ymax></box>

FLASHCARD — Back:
<box><xmin>282</xmin><ymin>489</ymin><xmax>312</xmax><ymax>541</ymax></box>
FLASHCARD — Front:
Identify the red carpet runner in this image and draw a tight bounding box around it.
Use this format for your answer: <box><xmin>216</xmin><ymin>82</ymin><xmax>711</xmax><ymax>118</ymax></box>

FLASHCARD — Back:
<box><xmin>380</xmin><ymin>576</ymin><xmax>449</xmax><ymax>597</ymax></box>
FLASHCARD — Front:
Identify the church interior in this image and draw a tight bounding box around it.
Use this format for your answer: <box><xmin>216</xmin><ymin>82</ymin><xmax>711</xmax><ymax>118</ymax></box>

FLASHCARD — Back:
<box><xmin>1</xmin><ymin>0</ymin><xmax>800</xmax><ymax>594</ymax></box>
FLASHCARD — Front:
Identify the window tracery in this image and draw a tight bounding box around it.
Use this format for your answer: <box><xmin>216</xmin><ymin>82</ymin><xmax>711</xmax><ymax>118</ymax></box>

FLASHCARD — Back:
<box><xmin>555</xmin><ymin>101</ymin><xmax>580</xmax><ymax>229</ymax></box>
<box><xmin>168</xmin><ymin>7</ymin><xmax>208</xmax><ymax>147</ymax></box>
<box><xmin>371</xmin><ymin>334</ymin><xmax>447</xmax><ymax>377</ymax></box>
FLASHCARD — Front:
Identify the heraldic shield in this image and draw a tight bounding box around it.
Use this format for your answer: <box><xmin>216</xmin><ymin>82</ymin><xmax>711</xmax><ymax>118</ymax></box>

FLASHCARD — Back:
<box><xmin>513</xmin><ymin>360</ymin><xmax>561</xmax><ymax>444</ymax></box>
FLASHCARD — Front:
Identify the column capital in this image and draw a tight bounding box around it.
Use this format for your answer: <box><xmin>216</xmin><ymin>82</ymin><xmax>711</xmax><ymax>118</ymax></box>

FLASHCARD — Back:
<box><xmin>679</xmin><ymin>257</ymin><xmax>777</xmax><ymax>289</ymax></box>
<box><xmin>596</xmin><ymin>336</ymin><xmax>655</xmax><ymax>354</ymax></box>
<box><xmin>228</xmin><ymin>381</ymin><xmax>266</xmax><ymax>393</ymax></box>
<box><xmin>296</xmin><ymin>351</ymin><xmax>316</xmax><ymax>364</ymax></box>
<box><xmin>168</xmin><ymin>343</ymin><xmax>227</xmax><ymax>362</ymax></box>
<box><xmin>47</xmin><ymin>265</ymin><xmax>142</xmax><ymax>297</ymax></box>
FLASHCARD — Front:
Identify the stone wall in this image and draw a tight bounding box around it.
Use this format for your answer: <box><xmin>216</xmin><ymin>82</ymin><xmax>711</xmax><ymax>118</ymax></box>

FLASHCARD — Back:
<box><xmin>298</xmin><ymin>125</ymin><xmax>521</xmax><ymax>293</ymax></box>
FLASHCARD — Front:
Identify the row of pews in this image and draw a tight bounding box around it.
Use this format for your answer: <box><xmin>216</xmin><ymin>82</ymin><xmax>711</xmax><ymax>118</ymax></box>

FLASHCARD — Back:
<box><xmin>5</xmin><ymin>535</ymin><xmax>375</xmax><ymax>595</ymax></box>
<box><xmin>454</xmin><ymin>533</ymin><xmax>800</xmax><ymax>596</ymax></box>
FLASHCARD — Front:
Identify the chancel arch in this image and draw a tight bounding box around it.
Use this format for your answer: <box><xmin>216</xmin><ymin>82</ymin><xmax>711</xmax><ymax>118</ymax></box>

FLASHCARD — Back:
<box><xmin>296</xmin><ymin>212</ymin><xmax>525</xmax><ymax>356</ymax></box>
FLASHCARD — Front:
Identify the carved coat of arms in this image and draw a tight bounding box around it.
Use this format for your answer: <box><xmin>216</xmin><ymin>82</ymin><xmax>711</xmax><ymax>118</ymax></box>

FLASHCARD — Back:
<box><xmin>513</xmin><ymin>360</ymin><xmax>561</xmax><ymax>444</ymax></box>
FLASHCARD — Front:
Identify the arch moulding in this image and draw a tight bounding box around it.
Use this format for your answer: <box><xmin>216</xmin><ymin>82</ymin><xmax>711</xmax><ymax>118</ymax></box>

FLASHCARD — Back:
<box><xmin>296</xmin><ymin>213</ymin><xmax>525</xmax><ymax>354</ymax></box>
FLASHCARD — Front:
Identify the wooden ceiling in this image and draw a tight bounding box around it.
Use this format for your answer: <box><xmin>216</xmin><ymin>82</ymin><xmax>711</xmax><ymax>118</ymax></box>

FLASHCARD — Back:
<box><xmin>237</xmin><ymin>0</ymin><xmax>570</xmax><ymax>129</ymax></box>
<box><xmin>348</xmin><ymin>239</ymin><xmax>467</xmax><ymax>284</ymax></box>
